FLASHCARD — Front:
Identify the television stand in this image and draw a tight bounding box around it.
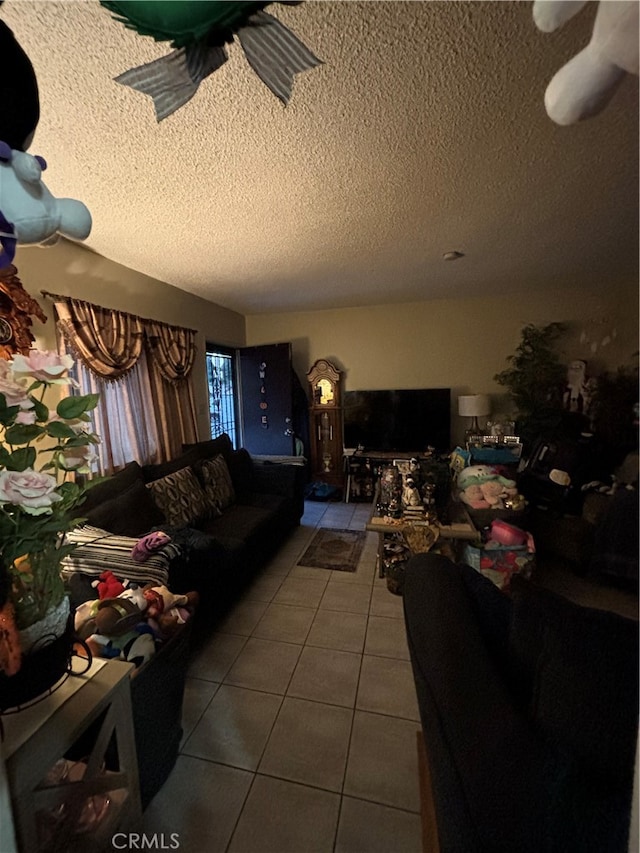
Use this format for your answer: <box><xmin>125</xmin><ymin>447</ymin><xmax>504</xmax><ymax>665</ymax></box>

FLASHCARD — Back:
<box><xmin>344</xmin><ymin>449</ymin><xmax>434</xmax><ymax>503</ymax></box>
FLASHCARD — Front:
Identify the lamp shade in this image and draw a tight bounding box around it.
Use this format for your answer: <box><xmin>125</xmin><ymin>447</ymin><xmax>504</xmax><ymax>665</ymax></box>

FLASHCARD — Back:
<box><xmin>458</xmin><ymin>394</ymin><xmax>491</xmax><ymax>418</ymax></box>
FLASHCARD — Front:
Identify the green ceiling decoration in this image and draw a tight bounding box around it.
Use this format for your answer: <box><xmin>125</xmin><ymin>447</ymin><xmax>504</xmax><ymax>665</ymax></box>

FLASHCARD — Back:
<box><xmin>99</xmin><ymin>1</ymin><xmax>322</xmax><ymax>121</ymax></box>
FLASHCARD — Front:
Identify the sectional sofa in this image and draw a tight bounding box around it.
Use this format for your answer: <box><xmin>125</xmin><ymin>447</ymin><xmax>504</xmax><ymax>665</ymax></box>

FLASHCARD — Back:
<box><xmin>63</xmin><ymin>432</ymin><xmax>306</xmax><ymax>806</ymax></box>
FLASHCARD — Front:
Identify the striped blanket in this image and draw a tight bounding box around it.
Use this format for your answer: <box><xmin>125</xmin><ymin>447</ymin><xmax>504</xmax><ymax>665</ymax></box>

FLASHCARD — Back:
<box><xmin>61</xmin><ymin>525</ymin><xmax>181</xmax><ymax>588</ymax></box>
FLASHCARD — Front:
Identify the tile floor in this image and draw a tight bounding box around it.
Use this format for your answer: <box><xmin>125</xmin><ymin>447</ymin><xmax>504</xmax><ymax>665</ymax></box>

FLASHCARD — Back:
<box><xmin>141</xmin><ymin>500</ymin><xmax>639</xmax><ymax>852</ymax></box>
<box><xmin>142</xmin><ymin>500</ymin><xmax>424</xmax><ymax>853</ymax></box>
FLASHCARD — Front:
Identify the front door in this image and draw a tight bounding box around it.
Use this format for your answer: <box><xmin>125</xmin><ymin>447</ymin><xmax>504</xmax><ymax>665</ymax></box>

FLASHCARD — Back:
<box><xmin>238</xmin><ymin>343</ymin><xmax>296</xmax><ymax>455</ymax></box>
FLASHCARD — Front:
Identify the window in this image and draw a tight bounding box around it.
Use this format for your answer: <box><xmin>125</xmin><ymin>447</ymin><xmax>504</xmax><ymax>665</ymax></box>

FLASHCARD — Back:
<box><xmin>205</xmin><ymin>345</ymin><xmax>238</xmax><ymax>447</ymax></box>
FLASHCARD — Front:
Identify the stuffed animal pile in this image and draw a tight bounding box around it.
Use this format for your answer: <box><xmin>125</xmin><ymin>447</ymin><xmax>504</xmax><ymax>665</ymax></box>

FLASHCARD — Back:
<box><xmin>456</xmin><ymin>464</ymin><xmax>525</xmax><ymax>511</ymax></box>
<box><xmin>74</xmin><ymin>569</ymin><xmax>198</xmax><ymax>668</ymax></box>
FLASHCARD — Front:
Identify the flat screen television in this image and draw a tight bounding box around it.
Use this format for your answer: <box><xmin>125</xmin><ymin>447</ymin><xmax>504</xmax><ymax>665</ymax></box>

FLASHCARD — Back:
<box><xmin>343</xmin><ymin>389</ymin><xmax>451</xmax><ymax>453</ymax></box>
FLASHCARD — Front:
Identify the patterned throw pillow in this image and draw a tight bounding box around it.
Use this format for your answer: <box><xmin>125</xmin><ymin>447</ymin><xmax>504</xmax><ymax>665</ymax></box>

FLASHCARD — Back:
<box><xmin>200</xmin><ymin>454</ymin><xmax>236</xmax><ymax>513</ymax></box>
<box><xmin>146</xmin><ymin>466</ymin><xmax>210</xmax><ymax>527</ymax></box>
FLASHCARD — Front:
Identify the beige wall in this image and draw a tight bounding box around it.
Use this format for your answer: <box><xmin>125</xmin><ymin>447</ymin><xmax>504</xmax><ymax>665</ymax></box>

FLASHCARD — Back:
<box><xmin>246</xmin><ymin>284</ymin><xmax>639</xmax><ymax>446</ymax></box>
<box><xmin>11</xmin><ymin>240</ymin><xmax>637</xmax><ymax>448</ymax></box>
<box><xmin>13</xmin><ymin>240</ymin><xmax>246</xmax><ymax>437</ymax></box>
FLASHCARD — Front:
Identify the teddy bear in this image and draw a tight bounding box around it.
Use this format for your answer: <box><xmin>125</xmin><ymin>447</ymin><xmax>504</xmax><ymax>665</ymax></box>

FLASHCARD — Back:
<box><xmin>142</xmin><ymin>584</ymin><xmax>191</xmax><ymax>619</ymax></box>
<box><xmin>533</xmin><ymin>0</ymin><xmax>639</xmax><ymax>125</ymax></box>
<box><xmin>142</xmin><ymin>584</ymin><xmax>199</xmax><ymax>639</ymax></box>
<box><xmin>479</xmin><ymin>479</ymin><xmax>519</xmax><ymax>509</ymax></box>
<box><xmin>457</xmin><ymin>465</ymin><xmax>520</xmax><ymax>511</ymax></box>
<box><xmin>459</xmin><ymin>482</ymin><xmax>490</xmax><ymax>510</ymax></box>
<box><xmin>76</xmin><ymin>584</ymin><xmax>147</xmax><ymax>640</ymax></box>
<box><xmin>93</xmin><ymin>596</ymin><xmax>146</xmax><ymax>637</ymax></box>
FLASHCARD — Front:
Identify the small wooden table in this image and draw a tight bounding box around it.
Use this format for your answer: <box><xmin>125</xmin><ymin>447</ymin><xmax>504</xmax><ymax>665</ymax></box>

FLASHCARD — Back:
<box><xmin>2</xmin><ymin>658</ymin><xmax>142</xmax><ymax>853</ymax></box>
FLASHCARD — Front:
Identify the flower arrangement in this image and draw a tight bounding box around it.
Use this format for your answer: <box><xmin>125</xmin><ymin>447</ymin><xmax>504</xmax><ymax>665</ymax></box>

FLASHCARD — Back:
<box><xmin>0</xmin><ymin>349</ymin><xmax>100</xmax><ymax>676</ymax></box>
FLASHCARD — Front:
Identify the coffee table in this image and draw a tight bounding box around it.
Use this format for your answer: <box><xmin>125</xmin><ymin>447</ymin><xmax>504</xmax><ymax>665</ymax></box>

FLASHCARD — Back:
<box><xmin>366</xmin><ymin>491</ymin><xmax>477</xmax><ymax>578</ymax></box>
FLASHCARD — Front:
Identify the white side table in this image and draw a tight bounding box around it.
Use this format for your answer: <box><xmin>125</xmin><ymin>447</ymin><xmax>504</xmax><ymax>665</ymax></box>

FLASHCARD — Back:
<box><xmin>1</xmin><ymin>658</ymin><xmax>142</xmax><ymax>852</ymax></box>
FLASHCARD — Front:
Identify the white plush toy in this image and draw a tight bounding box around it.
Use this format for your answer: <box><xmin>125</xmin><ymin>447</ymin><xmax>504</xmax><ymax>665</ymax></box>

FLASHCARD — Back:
<box><xmin>0</xmin><ymin>142</ymin><xmax>92</xmax><ymax>268</ymax></box>
<box><xmin>533</xmin><ymin>0</ymin><xmax>639</xmax><ymax>125</ymax></box>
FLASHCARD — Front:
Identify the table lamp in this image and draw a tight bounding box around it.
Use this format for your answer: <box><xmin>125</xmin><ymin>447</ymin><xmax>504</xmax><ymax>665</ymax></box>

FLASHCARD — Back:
<box><xmin>458</xmin><ymin>394</ymin><xmax>491</xmax><ymax>441</ymax></box>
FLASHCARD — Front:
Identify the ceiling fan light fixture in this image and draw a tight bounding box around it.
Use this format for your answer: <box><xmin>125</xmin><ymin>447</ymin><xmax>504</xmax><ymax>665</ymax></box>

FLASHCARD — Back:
<box><xmin>443</xmin><ymin>251</ymin><xmax>464</xmax><ymax>261</ymax></box>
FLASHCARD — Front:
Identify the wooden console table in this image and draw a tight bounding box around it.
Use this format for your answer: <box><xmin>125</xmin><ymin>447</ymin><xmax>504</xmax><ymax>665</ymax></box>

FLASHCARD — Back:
<box><xmin>2</xmin><ymin>658</ymin><xmax>142</xmax><ymax>853</ymax></box>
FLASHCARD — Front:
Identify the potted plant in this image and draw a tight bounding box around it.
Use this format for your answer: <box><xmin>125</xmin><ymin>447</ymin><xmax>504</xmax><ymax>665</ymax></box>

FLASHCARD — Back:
<box><xmin>494</xmin><ymin>322</ymin><xmax>568</xmax><ymax>448</ymax></box>
<box><xmin>0</xmin><ymin>349</ymin><xmax>99</xmax><ymax>700</ymax></box>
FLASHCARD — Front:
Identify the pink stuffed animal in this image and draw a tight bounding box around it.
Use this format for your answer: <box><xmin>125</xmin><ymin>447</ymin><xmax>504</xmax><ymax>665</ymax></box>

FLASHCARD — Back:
<box><xmin>131</xmin><ymin>530</ymin><xmax>172</xmax><ymax>562</ymax></box>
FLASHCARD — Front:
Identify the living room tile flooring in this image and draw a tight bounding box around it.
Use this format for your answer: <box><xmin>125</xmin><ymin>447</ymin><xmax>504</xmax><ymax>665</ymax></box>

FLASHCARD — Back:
<box><xmin>142</xmin><ymin>500</ymin><xmax>425</xmax><ymax>852</ymax></box>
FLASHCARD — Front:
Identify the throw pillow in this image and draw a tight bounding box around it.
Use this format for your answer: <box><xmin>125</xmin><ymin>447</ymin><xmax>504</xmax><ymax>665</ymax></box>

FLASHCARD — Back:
<box><xmin>146</xmin><ymin>467</ymin><xmax>210</xmax><ymax>527</ymax></box>
<box><xmin>200</xmin><ymin>455</ymin><xmax>236</xmax><ymax>513</ymax></box>
<box><xmin>182</xmin><ymin>433</ymin><xmax>233</xmax><ymax>461</ymax></box>
<box><xmin>80</xmin><ymin>460</ymin><xmax>144</xmax><ymax>514</ymax></box>
<box><xmin>225</xmin><ymin>448</ymin><xmax>253</xmax><ymax>502</ymax></box>
<box><xmin>141</xmin><ymin>447</ymin><xmax>204</xmax><ymax>484</ymax></box>
<box><xmin>85</xmin><ymin>478</ymin><xmax>166</xmax><ymax>537</ymax></box>
<box><xmin>61</xmin><ymin>525</ymin><xmax>179</xmax><ymax>587</ymax></box>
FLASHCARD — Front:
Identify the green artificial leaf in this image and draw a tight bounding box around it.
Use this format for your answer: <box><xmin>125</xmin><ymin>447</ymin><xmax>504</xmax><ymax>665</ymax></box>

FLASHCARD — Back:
<box><xmin>47</xmin><ymin>421</ymin><xmax>78</xmax><ymax>439</ymax></box>
<box><xmin>57</xmin><ymin>394</ymin><xmax>100</xmax><ymax>420</ymax></box>
<box><xmin>0</xmin><ymin>399</ymin><xmax>21</xmax><ymax>425</ymax></box>
<box><xmin>6</xmin><ymin>446</ymin><xmax>37</xmax><ymax>470</ymax></box>
<box><xmin>83</xmin><ymin>393</ymin><xmax>100</xmax><ymax>412</ymax></box>
<box><xmin>0</xmin><ymin>513</ymin><xmax>16</xmax><ymax>538</ymax></box>
<box><xmin>56</xmin><ymin>481</ymin><xmax>83</xmax><ymax>504</ymax></box>
<box><xmin>60</xmin><ymin>435</ymin><xmax>93</xmax><ymax>448</ymax></box>
<box><xmin>32</xmin><ymin>397</ymin><xmax>50</xmax><ymax>422</ymax></box>
<box><xmin>4</xmin><ymin>423</ymin><xmax>46</xmax><ymax>445</ymax></box>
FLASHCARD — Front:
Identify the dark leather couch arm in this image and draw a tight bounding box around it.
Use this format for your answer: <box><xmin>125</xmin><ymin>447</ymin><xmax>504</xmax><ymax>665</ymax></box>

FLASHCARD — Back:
<box><xmin>251</xmin><ymin>460</ymin><xmax>300</xmax><ymax>494</ymax></box>
<box><xmin>403</xmin><ymin>554</ymin><xmax>552</xmax><ymax>853</ymax></box>
<box><xmin>251</xmin><ymin>460</ymin><xmax>306</xmax><ymax>516</ymax></box>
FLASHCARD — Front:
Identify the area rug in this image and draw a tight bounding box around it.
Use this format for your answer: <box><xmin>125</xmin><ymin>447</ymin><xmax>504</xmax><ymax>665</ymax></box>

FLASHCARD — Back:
<box><xmin>297</xmin><ymin>528</ymin><xmax>366</xmax><ymax>572</ymax></box>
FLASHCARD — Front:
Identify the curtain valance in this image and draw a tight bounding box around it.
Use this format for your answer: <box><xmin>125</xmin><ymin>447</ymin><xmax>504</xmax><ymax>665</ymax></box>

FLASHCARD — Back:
<box><xmin>43</xmin><ymin>292</ymin><xmax>197</xmax><ymax>383</ymax></box>
<box><xmin>146</xmin><ymin>321</ymin><xmax>197</xmax><ymax>385</ymax></box>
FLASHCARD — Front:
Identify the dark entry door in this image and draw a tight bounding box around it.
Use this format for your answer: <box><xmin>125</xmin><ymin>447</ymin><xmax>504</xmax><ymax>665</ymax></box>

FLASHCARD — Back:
<box><xmin>238</xmin><ymin>342</ymin><xmax>296</xmax><ymax>455</ymax></box>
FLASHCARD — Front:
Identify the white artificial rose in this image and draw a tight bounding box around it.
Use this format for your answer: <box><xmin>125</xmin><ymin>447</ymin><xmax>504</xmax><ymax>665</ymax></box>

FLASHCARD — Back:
<box><xmin>0</xmin><ymin>469</ymin><xmax>63</xmax><ymax>515</ymax></box>
<box><xmin>10</xmin><ymin>350</ymin><xmax>74</xmax><ymax>383</ymax></box>
<box><xmin>0</xmin><ymin>360</ymin><xmax>33</xmax><ymax>410</ymax></box>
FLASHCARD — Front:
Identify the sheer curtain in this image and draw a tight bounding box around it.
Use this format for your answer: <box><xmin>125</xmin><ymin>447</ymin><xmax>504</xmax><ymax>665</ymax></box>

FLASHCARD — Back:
<box><xmin>76</xmin><ymin>348</ymin><xmax>161</xmax><ymax>472</ymax></box>
<box><xmin>48</xmin><ymin>293</ymin><xmax>198</xmax><ymax>474</ymax></box>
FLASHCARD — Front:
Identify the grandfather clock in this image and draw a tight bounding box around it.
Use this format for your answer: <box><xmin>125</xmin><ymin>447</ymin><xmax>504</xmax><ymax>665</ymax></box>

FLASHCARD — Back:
<box><xmin>306</xmin><ymin>359</ymin><xmax>344</xmax><ymax>489</ymax></box>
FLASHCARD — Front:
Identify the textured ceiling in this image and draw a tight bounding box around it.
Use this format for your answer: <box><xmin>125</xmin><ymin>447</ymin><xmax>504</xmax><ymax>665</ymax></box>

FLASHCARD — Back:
<box><xmin>2</xmin><ymin>0</ymin><xmax>639</xmax><ymax>315</ymax></box>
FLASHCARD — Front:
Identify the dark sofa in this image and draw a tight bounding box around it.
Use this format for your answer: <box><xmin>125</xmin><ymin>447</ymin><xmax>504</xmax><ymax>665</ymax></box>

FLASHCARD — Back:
<box><xmin>76</xmin><ymin>432</ymin><xmax>305</xmax><ymax>633</ymax></box>
<box><xmin>66</xmin><ymin>433</ymin><xmax>305</xmax><ymax>807</ymax></box>
<box><xmin>403</xmin><ymin>553</ymin><xmax>638</xmax><ymax>853</ymax></box>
